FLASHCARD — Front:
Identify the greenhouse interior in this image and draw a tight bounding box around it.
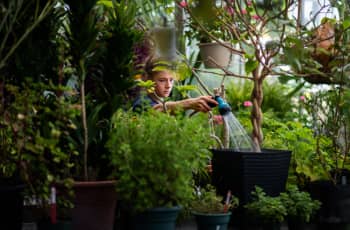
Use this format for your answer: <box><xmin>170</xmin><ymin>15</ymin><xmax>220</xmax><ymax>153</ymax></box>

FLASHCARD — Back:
<box><xmin>1</xmin><ymin>0</ymin><xmax>350</xmax><ymax>230</ymax></box>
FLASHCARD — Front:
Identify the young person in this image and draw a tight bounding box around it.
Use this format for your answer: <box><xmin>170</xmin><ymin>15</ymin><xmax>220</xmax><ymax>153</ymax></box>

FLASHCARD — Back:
<box><xmin>132</xmin><ymin>59</ymin><xmax>218</xmax><ymax>113</ymax></box>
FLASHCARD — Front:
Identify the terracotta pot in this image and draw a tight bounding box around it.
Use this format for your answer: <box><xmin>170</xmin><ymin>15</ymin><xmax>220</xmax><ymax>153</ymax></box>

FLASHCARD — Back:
<box><xmin>199</xmin><ymin>42</ymin><xmax>232</xmax><ymax>68</ymax></box>
<box><xmin>72</xmin><ymin>180</ymin><xmax>117</xmax><ymax>230</ymax></box>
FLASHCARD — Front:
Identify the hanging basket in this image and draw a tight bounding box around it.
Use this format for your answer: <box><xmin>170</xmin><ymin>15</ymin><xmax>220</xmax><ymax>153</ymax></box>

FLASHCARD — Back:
<box><xmin>150</xmin><ymin>26</ymin><xmax>177</xmax><ymax>61</ymax></box>
<box><xmin>303</xmin><ymin>73</ymin><xmax>336</xmax><ymax>84</ymax></box>
<box><xmin>302</xmin><ymin>21</ymin><xmax>344</xmax><ymax>84</ymax></box>
<box><xmin>199</xmin><ymin>42</ymin><xmax>232</xmax><ymax>68</ymax></box>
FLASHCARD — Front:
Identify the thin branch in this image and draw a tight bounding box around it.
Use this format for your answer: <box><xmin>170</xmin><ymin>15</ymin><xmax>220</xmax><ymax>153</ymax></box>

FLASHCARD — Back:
<box><xmin>194</xmin><ymin>66</ymin><xmax>254</xmax><ymax>80</ymax></box>
<box><xmin>0</xmin><ymin>0</ymin><xmax>54</xmax><ymax>70</ymax></box>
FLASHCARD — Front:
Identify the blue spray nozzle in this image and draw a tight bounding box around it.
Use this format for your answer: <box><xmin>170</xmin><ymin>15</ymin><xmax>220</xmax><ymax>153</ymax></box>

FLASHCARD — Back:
<box><xmin>215</xmin><ymin>96</ymin><xmax>232</xmax><ymax>115</ymax></box>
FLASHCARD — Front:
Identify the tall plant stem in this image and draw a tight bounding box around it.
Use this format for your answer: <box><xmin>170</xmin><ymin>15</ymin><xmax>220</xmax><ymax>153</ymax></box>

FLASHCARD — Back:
<box><xmin>79</xmin><ymin>59</ymin><xmax>88</xmax><ymax>181</ymax></box>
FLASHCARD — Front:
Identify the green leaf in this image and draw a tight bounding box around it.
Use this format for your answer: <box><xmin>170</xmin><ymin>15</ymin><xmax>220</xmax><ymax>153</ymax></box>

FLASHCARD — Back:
<box><xmin>245</xmin><ymin>58</ymin><xmax>259</xmax><ymax>74</ymax></box>
<box><xmin>137</xmin><ymin>80</ymin><xmax>155</xmax><ymax>89</ymax></box>
<box><xmin>97</xmin><ymin>0</ymin><xmax>113</xmax><ymax>8</ymax></box>
<box><xmin>343</xmin><ymin>18</ymin><xmax>350</xmax><ymax>30</ymax></box>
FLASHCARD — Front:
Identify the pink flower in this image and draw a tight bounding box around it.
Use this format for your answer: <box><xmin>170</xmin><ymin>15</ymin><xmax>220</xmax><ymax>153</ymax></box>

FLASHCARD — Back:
<box><xmin>247</xmin><ymin>1</ymin><xmax>252</xmax><ymax>6</ymax></box>
<box><xmin>252</xmin><ymin>15</ymin><xmax>261</xmax><ymax>20</ymax></box>
<box><xmin>179</xmin><ymin>0</ymin><xmax>187</xmax><ymax>8</ymax></box>
<box><xmin>241</xmin><ymin>9</ymin><xmax>247</xmax><ymax>14</ymax></box>
<box><xmin>300</xmin><ymin>95</ymin><xmax>306</xmax><ymax>102</ymax></box>
<box><xmin>225</xmin><ymin>6</ymin><xmax>234</xmax><ymax>15</ymax></box>
<box><xmin>243</xmin><ymin>101</ymin><xmax>253</xmax><ymax>107</ymax></box>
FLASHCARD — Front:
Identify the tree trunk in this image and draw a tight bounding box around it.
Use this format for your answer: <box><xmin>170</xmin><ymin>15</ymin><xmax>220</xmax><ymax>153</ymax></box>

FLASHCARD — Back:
<box><xmin>251</xmin><ymin>74</ymin><xmax>263</xmax><ymax>152</ymax></box>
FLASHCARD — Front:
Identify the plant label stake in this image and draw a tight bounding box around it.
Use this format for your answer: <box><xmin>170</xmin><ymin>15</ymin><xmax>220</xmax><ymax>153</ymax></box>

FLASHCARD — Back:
<box><xmin>50</xmin><ymin>186</ymin><xmax>57</xmax><ymax>224</ymax></box>
<box><xmin>223</xmin><ymin>190</ymin><xmax>232</xmax><ymax>213</ymax></box>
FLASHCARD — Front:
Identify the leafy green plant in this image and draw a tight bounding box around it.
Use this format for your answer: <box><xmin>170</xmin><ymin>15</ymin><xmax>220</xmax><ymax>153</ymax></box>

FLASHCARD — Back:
<box><xmin>262</xmin><ymin>118</ymin><xmax>330</xmax><ymax>185</ymax></box>
<box><xmin>62</xmin><ymin>0</ymin><xmax>143</xmax><ymax>180</ymax></box>
<box><xmin>244</xmin><ymin>186</ymin><xmax>287</xmax><ymax>224</ymax></box>
<box><xmin>106</xmin><ymin>109</ymin><xmax>214</xmax><ymax>213</ymax></box>
<box><xmin>191</xmin><ymin>185</ymin><xmax>239</xmax><ymax>214</ymax></box>
<box><xmin>282</xmin><ymin>19</ymin><xmax>350</xmax><ymax>85</ymax></box>
<box><xmin>300</xmin><ymin>87</ymin><xmax>350</xmax><ymax>184</ymax></box>
<box><xmin>0</xmin><ymin>80</ymin><xmax>79</xmax><ymax>202</ymax></box>
<box><xmin>280</xmin><ymin>185</ymin><xmax>321</xmax><ymax>223</ymax></box>
<box><xmin>225</xmin><ymin>80</ymin><xmax>298</xmax><ymax>120</ymax></box>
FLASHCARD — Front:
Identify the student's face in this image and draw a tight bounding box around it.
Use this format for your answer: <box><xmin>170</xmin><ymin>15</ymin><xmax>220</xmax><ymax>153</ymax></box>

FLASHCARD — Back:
<box><xmin>152</xmin><ymin>70</ymin><xmax>175</xmax><ymax>98</ymax></box>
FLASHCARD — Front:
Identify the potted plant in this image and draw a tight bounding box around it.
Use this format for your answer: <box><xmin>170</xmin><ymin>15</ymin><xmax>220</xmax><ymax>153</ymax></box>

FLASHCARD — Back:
<box><xmin>0</xmin><ymin>81</ymin><xmax>79</xmax><ymax>230</ymax></box>
<box><xmin>280</xmin><ymin>185</ymin><xmax>321</xmax><ymax>230</ymax></box>
<box><xmin>184</xmin><ymin>0</ymin><xmax>233</xmax><ymax>68</ymax></box>
<box><xmin>55</xmin><ymin>0</ymin><xmax>143</xmax><ymax>229</ymax></box>
<box><xmin>190</xmin><ymin>185</ymin><xmax>239</xmax><ymax>230</ymax></box>
<box><xmin>243</xmin><ymin>186</ymin><xmax>287</xmax><ymax>230</ymax></box>
<box><xmin>298</xmin><ymin>86</ymin><xmax>350</xmax><ymax>229</ymax></box>
<box><xmin>179</xmin><ymin>0</ymin><xmax>294</xmax><ymax>208</ymax></box>
<box><xmin>282</xmin><ymin>19</ymin><xmax>347</xmax><ymax>85</ymax></box>
<box><xmin>0</xmin><ymin>1</ymin><xmax>78</xmax><ymax>228</ymax></box>
<box><xmin>179</xmin><ymin>0</ymin><xmax>291</xmax><ymax>204</ymax></box>
<box><xmin>106</xmin><ymin>109</ymin><xmax>214</xmax><ymax>230</ymax></box>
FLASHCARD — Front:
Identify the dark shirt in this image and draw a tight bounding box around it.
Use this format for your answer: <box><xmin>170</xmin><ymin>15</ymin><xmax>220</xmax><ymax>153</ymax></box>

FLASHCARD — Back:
<box><xmin>132</xmin><ymin>94</ymin><xmax>160</xmax><ymax>112</ymax></box>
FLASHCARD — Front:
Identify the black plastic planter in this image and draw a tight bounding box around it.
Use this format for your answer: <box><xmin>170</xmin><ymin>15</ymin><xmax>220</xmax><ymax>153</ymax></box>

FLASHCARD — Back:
<box><xmin>287</xmin><ymin>218</ymin><xmax>316</xmax><ymax>230</ymax></box>
<box><xmin>0</xmin><ymin>179</ymin><xmax>25</xmax><ymax>230</ymax></box>
<box><xmin>307</xmin><ymin>180</ymin><xmax>350</xmax><ymax>227</ymax></box>
<box><xmin>211</xmin><ymin>148</ymin><xmax>291</xmax><ymax>204</ymax></box>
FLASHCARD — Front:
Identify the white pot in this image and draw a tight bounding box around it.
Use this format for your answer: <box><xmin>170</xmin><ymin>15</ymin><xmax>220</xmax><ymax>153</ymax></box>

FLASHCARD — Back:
<box><xmin>199</xmin><ymin>42</ymin><xmax>232</xmax><ymax>68</ymax></box>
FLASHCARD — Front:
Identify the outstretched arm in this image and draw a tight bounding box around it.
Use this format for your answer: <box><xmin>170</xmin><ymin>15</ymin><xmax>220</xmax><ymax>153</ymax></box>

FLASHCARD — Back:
<box><xmin>153</xmin><ymin>96</ymin><xmax>218</xmax><ymax>113</ymax></box>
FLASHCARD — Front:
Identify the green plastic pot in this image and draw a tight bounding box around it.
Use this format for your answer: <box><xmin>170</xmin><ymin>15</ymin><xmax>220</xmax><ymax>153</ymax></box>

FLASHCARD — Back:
<box><xmin>193</xmin><ymin>212</ymin><xmax>232</xmax><ymax>230</ymax></box>
<box><xmin>132</xmin><ymin>206</ymin><xmax>181</xmax><ymax>230</ymax></box>
<box><xmin>37</xmin><ymin>220</ymin><xmax>72</xmax><ymax>230</ymax></box>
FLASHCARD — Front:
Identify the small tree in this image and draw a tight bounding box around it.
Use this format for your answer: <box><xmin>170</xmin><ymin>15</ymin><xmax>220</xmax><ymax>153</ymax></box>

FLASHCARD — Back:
<box><xmin>181</xmin><ymin>0</ymin><xmax>342</xmax><ymax>150</ymax></box>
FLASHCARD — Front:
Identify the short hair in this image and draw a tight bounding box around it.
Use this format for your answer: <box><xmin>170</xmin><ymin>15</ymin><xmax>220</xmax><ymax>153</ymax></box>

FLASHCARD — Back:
<box><xmin>143</xmin><ymin>57</ymin><xmax>177</xmax><ymax>80</ymax></box>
